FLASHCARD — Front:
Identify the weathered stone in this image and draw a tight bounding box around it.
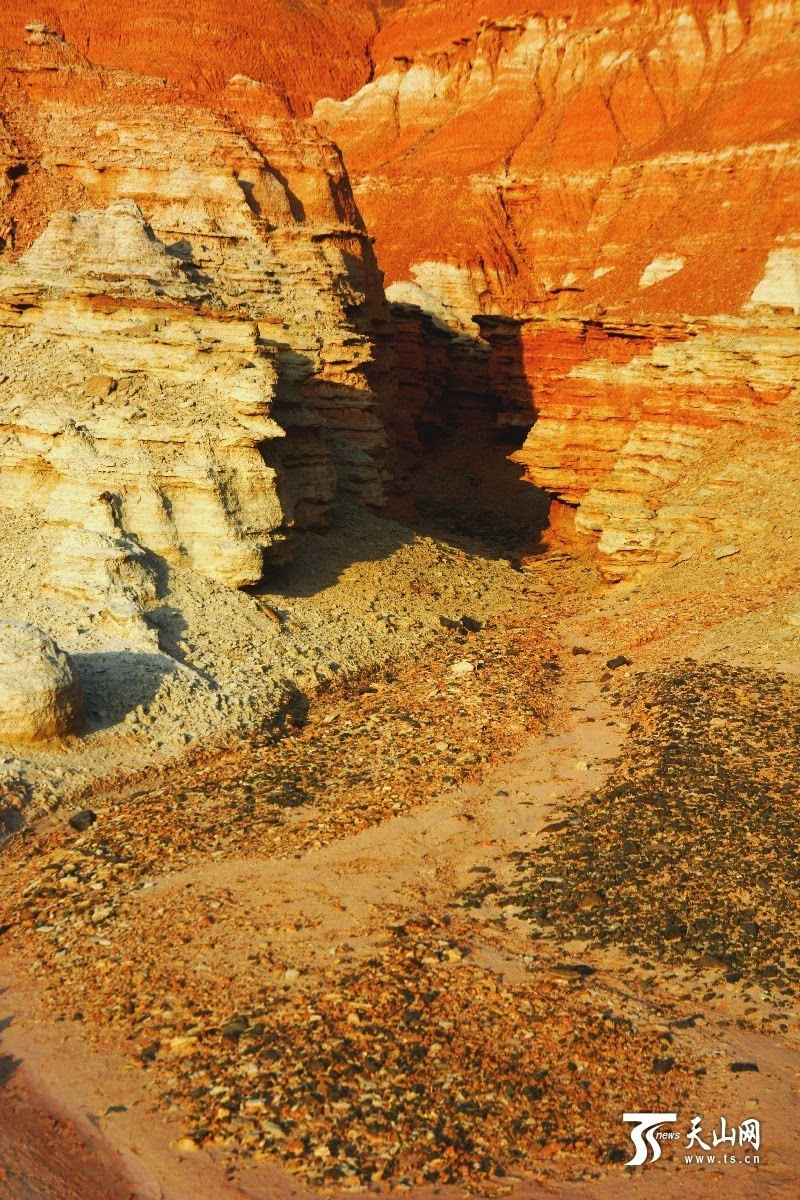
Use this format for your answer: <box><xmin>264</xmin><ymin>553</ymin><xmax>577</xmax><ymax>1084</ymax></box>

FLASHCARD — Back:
<box><xmin>68</xmin><ymin>809</ymin><xmax>97</xmax><ymax>832</ymax></box>
<box><xmin>0</xmin><ymin>53</ymin><xmax>396</xmax><ymax>590</ymax></box>
<box><xmin>0</xmin><ymin>622</ymin><xmax>84</xmax><ymax>743</ymax></box>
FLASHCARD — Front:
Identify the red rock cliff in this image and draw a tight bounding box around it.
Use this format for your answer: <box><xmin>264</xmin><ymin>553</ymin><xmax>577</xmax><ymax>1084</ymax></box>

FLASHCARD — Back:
<box><xmin>1</xmin><ymin>3</ymin><xmax>799</xmax><ymax>581</ymax></box>
<box><xmin>315</xmin><ymin>0</ymin><xmax>800</xmax><ymax>575</ymax></box>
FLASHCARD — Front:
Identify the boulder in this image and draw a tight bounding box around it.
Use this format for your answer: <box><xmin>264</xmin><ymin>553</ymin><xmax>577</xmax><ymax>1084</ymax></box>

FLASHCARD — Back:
<box><xmin>0</xmin><ymin>623</ymin><xmax>84</xmax><ymax>743</ymax></box>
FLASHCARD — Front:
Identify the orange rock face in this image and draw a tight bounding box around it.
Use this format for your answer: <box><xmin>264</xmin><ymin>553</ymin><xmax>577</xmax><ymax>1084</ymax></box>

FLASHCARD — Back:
<box><xmin>0</xmin><ymin>1</ymin><xmax>380</xmax><ymax>113</ymax></box>
<box><xmin>314</xmin><ymin>0</ymin><xmax>800</xmax><ymax>574</ymax></box>
<box><xmin>493</xmin><ymin>315</ymin><xmax>797</xmax><ymax>578</ymax></box>
<box><xmin>1</xmin><ymin>1</ymin><xmax>799</xmax><ymax>580</ymax></box>
<box><xmin>316</xmin><ymin>0</ymin><xmax>800</xmax><ymax>321</ymax></box>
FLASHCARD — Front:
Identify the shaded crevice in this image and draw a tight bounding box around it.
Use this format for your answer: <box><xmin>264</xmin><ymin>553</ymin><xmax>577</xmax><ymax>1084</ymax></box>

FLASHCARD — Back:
<box><xmin>382</xmin><ymin>302</ymin><xmax>551</xmax><ymax>559</ymax></box>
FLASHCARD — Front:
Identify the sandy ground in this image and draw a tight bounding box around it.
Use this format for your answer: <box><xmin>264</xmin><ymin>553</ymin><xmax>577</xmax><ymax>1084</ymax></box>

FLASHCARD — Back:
<box><xmin>1</xmin><ymin>652</ymin><xmax>798</xmax><ymax>1198</ymax></box>
<box><xmin>2</xmin><ymin>427</ymin><xmax>800</xmax><ymax>1199</ymax></box>
<box><xmin>1</xmin><ymin>527</ymin><xmax>799</xmax><ymax>1197</ymax></box>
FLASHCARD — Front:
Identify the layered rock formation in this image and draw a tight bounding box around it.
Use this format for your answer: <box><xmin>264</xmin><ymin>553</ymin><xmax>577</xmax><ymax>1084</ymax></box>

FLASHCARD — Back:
<box><xmin>0</xmin><ymin>32</ymin><xmax>394</xmax><ymax>591</ymax></box>
<box><xmin>481</xmin><ymin>314</ymin><xmax>798</xmax><ymax>577</ymax></box>
<box><xmin>316</xmin><ymin>0</ymin><xmax>800</xmax><ymax>321</ymax></box>
<box><xmin>314</xmin><ymin>0</ymin><xmax>800</xmax><ymax>575</ymax></box>
<box><xmin>2</xmin><ymin>3</ymin><xmax>799</xmax><ymax>586</ymax></box>
<box><xmin>0</xmin><ymin>2</ymin><xmax>381</xmax><ymax>113</ymax></box>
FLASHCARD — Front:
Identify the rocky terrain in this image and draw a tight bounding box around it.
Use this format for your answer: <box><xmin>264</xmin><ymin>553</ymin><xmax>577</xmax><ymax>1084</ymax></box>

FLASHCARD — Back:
<box><xmin>0</xmin><ymin>2</ymin><xmax>798</xmax><ymax>1199</ymax></box>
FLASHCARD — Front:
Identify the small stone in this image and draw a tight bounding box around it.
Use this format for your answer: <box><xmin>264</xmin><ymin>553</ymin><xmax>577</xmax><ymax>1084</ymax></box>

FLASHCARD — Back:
<box><xmin>652</xmin><ymin>1057</ymin><xmax>675</xmax><ymax>1075</ymax></box>
<box><xmin>549</xmin><ymin>963</ymin><xmax>596</xmax><ymax>979</ymax></box>
<box><xmin>438</xmin><ymin>616</ymin><xmax>461</xmax><ymax>631</ymax></box>
<box><xmin>730</xmin><ymin>1061</ymin><xmax>759</xmax><ymax>1073</ymax></box>
<box><xmin>606</xmin><ymin>655</ymin><xmax>631</xmax><ymax>670</ymax></box>
<box><xmin>697</xmin><ymin>952</ymin><xmax>725</xmax><ymax>968</ymax></box>
<box><xmin>571</xmin><ymin>646</ymin><xmax>591</xmax><ymax>655</ymax></box>
<box><xmin>450</xmin><ymin>660</ymin><xmax>474</xmax><ymax>678</ymax></box>
<box><xmin>577</xmin><ymin>889</ymin><xmax>605</xmax><ymax>910</ymax></box>
<box><xmin>168</xmin><ymin>1036</ymin><xmax>199</xmax><ymax>1057</ymax></box>
<box><xmin>68</xmin><ymin>809</ymin><xmax>96</xmax><ymax>832</ymax></box>
<box><xmin>85</xmin><ymin>374</ymin><xmax>117</xmax><ymax>398</ymax></box>
<box><xmin>460</xmin><ymin>615</ymin><xmax>484</xmax><ymax>633</ymax></box>
<box><xmin>174</xmin><ymin>1136</ymin><xmax>199</xmax><ymax>1154</ymax></box>
<box><xmin>220</xmin><ymin>1017</ymin><xmax>248</xmax><ymax>1040</ymax></box>
<box><xmin>263</xmin><ymin>1121</ymin><xmax>287</xmax><ymax>1139</ymax></box>
<box><xmin>540</xmin><ymin>819</ymin><xmax>570</xmax><ymax>834</ymax></box>
<box><xmin>713</xmin><ymin>544</ymin><xmax>740</xmax><ymax>560</ymax></box>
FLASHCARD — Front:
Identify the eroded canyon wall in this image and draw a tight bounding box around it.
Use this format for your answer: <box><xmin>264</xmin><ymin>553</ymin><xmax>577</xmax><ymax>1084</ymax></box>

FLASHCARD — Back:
<box><xmin>316</xmin><ymin>0</ymin><xmax>800</xmax><ymax>576</ymax></box>
<box><xmin>0</xmin><ymin>28</ymin><xmax>395</xmax><ymax>599</ymax></box>
<box><xmin>0</xmin><ymin>2</ymin><xmax>382</xmax><ymax>113</ymax></box>
<box><xmin>1</xmin><ymin>3</ymin><xmax>798</xmax><ymax>585</ymax></box>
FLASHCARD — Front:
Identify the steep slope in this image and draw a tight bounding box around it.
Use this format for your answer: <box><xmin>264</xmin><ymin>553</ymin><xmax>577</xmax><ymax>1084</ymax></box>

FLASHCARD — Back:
<box><xmin>315</xmin><ymin>0</ymin><xmax>800</xmax><ymax>577</ymax></box>
<box><xmin>0</xmin><ymin>30</ymin><xmax>394</xmax><ymax>591</ymax></box>
<box><xmin>0</xmin><ymin>1</ymin><xmax>384</xmax><ymax>114</ymax></box>
<box><xmin>316</xmin><ymin>0</ymin><xmax>800</xmax><ymax>319</ymax></box>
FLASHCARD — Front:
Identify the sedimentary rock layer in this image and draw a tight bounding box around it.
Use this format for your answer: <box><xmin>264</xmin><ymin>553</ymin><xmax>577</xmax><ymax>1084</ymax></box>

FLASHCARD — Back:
<box><xmin>2</xmin><ymin>5</ymin><xmax>799</xmax><ymax>584</ymax></box>
<box><xmin>315</xmin><ymin>0</ymin><xmax>800</xmax><ymax>574</ymax></box>
<box><xmin>0</xmin><ymin>2</ymin><xmax>381</xmax><ymax>113</ymax></box>
<box><xmin>0</xmin><ymin>31</ymin><xmax>394</xmax><ymax>588</ymax></box>
<box><xmin>316</xmin><ymin>0</ymin><xmax>800</xmax><ymax>322</ymax></box>
<box><xmin>489</xmin><ymin>314</ymin><xmax>800</xmax><ymax>577</ymax></box>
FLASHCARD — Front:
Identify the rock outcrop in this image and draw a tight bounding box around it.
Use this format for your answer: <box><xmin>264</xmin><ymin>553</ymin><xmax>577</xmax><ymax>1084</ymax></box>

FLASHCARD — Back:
<box><xmin>0</xmin><ymin>38</ymin><xmax>396</xmax><ymax>589</ymax></box>
<box><xmin>0</xmin><ymin>1</ymin><xmax>380</xmax><ymax>113</ymax></box>
<box><xmin>0</xmin><ymin>622</ymin><xmax>84</xmax><ymax>742</ymax></box>
<box><xmin>2</xmin><ymin>3</ymin><xmax>799</xmax><ymax>587</ymax></box>
<box><xmin>314</xmin><ymin>0</ymin><xmax>800</xmax><ymax>576</ymax></box>
<box><xmin>485</xmin><ymin>315</ymin><xmax>799</xmax><ymax>578</ymax></box>
<box><xmin>316</xmin><ymin>0</ymin><xmax>800</xmax><ymax>323</ymax></box>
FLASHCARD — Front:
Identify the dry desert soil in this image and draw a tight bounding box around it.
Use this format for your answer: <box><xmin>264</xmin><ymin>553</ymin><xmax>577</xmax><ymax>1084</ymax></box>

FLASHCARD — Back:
<box><xmin>1</xmin><ymin>498</ymin><xmax>799</xmax><ymax>1200</ymax></box>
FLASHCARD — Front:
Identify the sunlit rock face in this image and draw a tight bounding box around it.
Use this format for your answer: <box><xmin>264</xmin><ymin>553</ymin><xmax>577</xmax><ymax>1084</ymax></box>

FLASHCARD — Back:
<box><xmin>1</xmin><ymin>4</ymin><xmax>799</xmax><ymax>583</ymax></box>
<box><xmin>0</xmin><ymin>32</ymin><xmax>395</xmax><ymax>588</ymax></box>
<box><xmin>316</xmin><ymin>0</ymin><xmax>800</xmax><ymax>322</ymax></box>
<box><xmin>0</xmin><ymin>0</ymin><xmax>380</xmax><ymax>113</ymax></box>
<box><xmin>315</xmin><ymin>0</ymin><xmax>800</xmax><ymax>576</ymax></box>
<box><xmin>488</xmin><ymin>315</ymin><xmax>799</xmax><ymax>579</ymax></box>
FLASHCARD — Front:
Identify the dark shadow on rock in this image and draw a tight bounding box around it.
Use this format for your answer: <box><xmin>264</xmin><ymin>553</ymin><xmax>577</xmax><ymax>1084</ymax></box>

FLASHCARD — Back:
<box><xmin>385</xmin><ymin>305</ymin><xmax>553</xmax><ymax>562</ymax></box>
<box><xmin>245</xmin><ymin>334</ymin><xmax>416</xmax><ymax>598</ymax></box>
<box><xmin>141</xmin><ymin>602</ymin><xmax>222</xmax><ymax>686</ymax></box>
<box><xmin>69</xmin><ymin>650</ymin><xmax>177</xmax><ymax>732</ymax></box>
<box><xmin>0</xmin><ymin>1054</ymin><xmax>18</xmax><ymax>1089</ymax></box>
<box><xmin>0</xmin><ymin>1005</ymin><xmax>19</xmax><ymax>1092</ymax></box>
<box><xmin>252</xmin><ymin>502</ymin><xmax>416</xmax><ymax>600</ymax></box>
<box><xmin>0</xmin><ymin>807</ymin><xmax>24</xmax><ymax>837</ymax></box>
<box><xmin>263</xmin><ymin>165</ymin><xmax>306</xmax><ymax>222</ymax></box>
<box><xmin>410</xmin><ymin>427</ymin><xmax>551</xmax><ymax>563</ymax></box>
<box><xmin>163</xmin><ymin>237</ymin><xmax>214</xmax><ymax>288</ymax></box>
